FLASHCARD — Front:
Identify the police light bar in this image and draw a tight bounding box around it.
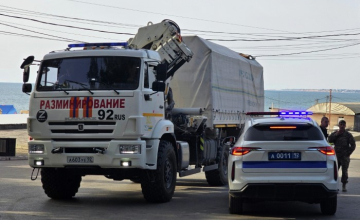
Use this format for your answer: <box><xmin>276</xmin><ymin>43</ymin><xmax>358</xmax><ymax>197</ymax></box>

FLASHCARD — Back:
<box><xmin>68</xmin><ymin>42</ymin><xmax>128</xmax><ymax>48</ymax></box>
<box><xmin>246</xmin><ymin>111</ymin><xmax>313</xmax><ymax>116</ymax></box>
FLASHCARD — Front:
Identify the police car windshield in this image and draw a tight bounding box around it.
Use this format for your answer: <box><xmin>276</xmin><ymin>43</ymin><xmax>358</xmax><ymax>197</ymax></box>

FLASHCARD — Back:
<box><xmin>244</xmin><ymin>124</ymin><xmax>324</xmax><ymax>141</ymax></box>
<box><xmin>37</xmin><ymin>56</ymin><xmax>141</xmax><ymax>91</ymax></box>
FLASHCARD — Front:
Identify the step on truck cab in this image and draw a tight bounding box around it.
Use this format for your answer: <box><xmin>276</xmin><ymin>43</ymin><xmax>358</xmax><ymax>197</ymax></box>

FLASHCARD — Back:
<box><xmin>21</xmin><ymin>20</ymin><xmax>264</xmax><ymax>203</ymax></box>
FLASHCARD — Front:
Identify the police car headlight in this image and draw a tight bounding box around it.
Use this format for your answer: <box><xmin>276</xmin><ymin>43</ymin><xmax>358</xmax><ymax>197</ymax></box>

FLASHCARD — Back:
<box><xmin>119</xmin><ymin>145</ymin><xmax>141</xmax><ymax>154</ymax></box>
<box><xmin>29</xmin><ymin>144</ymin><xmax>44</xmax><ymax>154</ymax></box>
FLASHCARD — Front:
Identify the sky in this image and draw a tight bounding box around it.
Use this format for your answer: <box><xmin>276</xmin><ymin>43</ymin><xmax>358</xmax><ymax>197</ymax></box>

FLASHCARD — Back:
<box><xmin>0</xmin><ymin>0</ymin><xmax>359</xmax><ymax>90</ymax></box>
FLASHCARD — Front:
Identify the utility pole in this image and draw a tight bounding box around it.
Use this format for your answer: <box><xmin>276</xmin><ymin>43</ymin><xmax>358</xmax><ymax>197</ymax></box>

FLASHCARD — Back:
<box><xmin>329</xmin><ymin>89</ymin><xmax>332</xmax><ymax>129</ymax></box>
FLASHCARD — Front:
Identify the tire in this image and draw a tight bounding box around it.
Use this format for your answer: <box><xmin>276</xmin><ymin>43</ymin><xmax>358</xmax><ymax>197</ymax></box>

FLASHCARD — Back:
<box><xmin>320</xmin><ymin>196</ymin><xmax>337</xmax><ymax>215</ymax></box>
<box><xmin>41</xmin><ymin>168</ymin><xmax>82</xmax><ymax>200</ymax></box>
<box><xmin>141</xmin><ymin>140</ymin><xmax>177</xmax><ymax>203</ymax></box>
<box><xmin>205</xmin><ymin>144</ymin><xmax>229</xmax><ymax>186</ymax></box>
<box><xmin>229</xmin><ymin>194</ymin><xmax>243</xmax><ymax>214</ymax></box>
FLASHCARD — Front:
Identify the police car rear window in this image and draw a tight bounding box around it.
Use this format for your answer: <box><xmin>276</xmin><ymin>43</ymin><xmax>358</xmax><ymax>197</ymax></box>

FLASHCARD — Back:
<box><xmin>244</xmin><ymin>124</ymin><xmax>324</xmax><ymax>141</ymax></box>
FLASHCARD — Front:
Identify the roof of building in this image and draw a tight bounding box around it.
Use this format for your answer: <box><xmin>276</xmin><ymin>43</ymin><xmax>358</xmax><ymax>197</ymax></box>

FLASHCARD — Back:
<box><xmin>307</xmin><ymin>102</ymin><xmax>360</xmax><ymax>115</ymax></box>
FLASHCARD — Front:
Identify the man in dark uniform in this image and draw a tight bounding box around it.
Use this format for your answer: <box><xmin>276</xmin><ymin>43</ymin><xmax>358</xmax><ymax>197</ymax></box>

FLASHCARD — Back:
<box><xmin>328</xmin><ymin>120</ymin><xmax>356</xmax><ymax>192</ymax></box>
<box><xmin>320</xmin><ymin>116</ymin><xmax>329</xmax><ymax>140</ymax></box>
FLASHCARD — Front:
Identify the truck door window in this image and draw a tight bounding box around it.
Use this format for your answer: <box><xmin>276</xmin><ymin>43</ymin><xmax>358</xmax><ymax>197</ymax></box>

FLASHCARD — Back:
<box><xmin>39</xmin><ymin>67</ymin><xmax>58</xmax><ymax>87</ymax></box>
<box><xmin>144</xmin><ymin>64</ymin><xmax>149</xmax><ymax>88</ymax></box>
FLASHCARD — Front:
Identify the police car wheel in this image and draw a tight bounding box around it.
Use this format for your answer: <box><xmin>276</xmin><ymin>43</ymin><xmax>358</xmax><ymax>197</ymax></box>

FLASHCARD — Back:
<box><xmin>41</xmin><ymin>168</ymin><xmax>82</xmax><ymax>200</ymax></box>
<box><xmin>320</xmin><ymin>196</ymin><xmax>337</xmax><ymax>215</ymax></box>
<box><xmin>229</xmin><ymin>194</ymin><xmax>243</xmax><ymax>214</ymax></box>
<box><xmin>141</xmin><ymin>140</ymin><xmax>176</xmax><ymax>203</ymax></box>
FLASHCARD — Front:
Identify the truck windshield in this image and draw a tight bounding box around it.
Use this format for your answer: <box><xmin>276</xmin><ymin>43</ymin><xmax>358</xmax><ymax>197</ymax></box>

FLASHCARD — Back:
<box><xmin>37</xmin><ymin>56</ymin><xmax>141</xmax><ymax>91</ymax></box>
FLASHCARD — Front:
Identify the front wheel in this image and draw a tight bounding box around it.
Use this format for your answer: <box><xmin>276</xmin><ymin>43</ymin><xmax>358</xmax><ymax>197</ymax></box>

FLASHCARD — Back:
<box><xmin>41</xmin><ymin>168</ymin><xmax>82</xmax><ymax>199</ymax></box>
<box><xmin>141</xmin><ymin>140</ymin><xmax>177</xmax><ymax>203</ymax></box>
<box><xmin>320</xmin><ymin>196</ymin><xmax>337</xmax><ymax>215</ymax></box>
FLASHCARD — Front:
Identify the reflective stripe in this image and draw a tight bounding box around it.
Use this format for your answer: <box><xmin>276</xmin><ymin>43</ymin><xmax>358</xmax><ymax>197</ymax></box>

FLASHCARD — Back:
<box><xmin>243</xmin><ymin>161</ymin><xmax>327</xmax><ymax>168</ymax></box>
<box><xmin>200</xmin><ymin>137</ymin><xmax>204</xmax><ymax>151</ymax></box>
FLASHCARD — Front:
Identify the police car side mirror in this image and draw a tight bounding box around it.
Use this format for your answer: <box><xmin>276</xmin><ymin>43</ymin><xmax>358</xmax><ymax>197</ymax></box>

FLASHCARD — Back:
<box><xmin>152</xmin><ymin>81</ymin><xmax>165</xmax><ymax>92</ymax></box>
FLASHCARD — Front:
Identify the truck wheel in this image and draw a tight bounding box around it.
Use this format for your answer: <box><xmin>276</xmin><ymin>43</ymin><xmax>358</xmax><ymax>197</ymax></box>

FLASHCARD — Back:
<box><xmin>229</xmin><ymin>194</ymin><xmax>243</xmax><ymax>214</ymax></box>
<box><xmin>141</xmin><ymin>140</ymin><xmax>176</xmax><ymax>203</ymax></box>
<box><xmin>320</xmin><ymin>196</ymin><xmax>337</xmax><ymax>215</ymax></box>
<box><xmin>205</xmin><ymin>144</ymin><xmax>229</xmax><ymax>186</ymax></box>
<box><xmin>130</xmin><ymin>177</ymin><xmax>141</xmax><ymax>183</ymax></box>
<box><xmin>41</xmin><ymin>168</ymin><xmax>82</xmax><ymax>200</ymax></box>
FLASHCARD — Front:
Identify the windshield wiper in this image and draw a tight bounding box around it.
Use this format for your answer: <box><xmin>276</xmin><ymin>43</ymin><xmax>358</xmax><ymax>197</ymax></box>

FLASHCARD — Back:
<box><xmin>65</xmin><ymin>80</ymin><xmax>94</xmax><ymax>95</ymax></box>
<box><xmin>283</xmin><ymin>136</ymin><xmax>309</xmax><ymax>140</ymax></box>
<box><xmin>40</xmin><ymin>81</ymin><xmax>69</xmax><ymax>94</ymax></box>
<box><xmin>90</xmin><ymin>78</ymin><xmax>119</xmax><ymax>95</ymax></box>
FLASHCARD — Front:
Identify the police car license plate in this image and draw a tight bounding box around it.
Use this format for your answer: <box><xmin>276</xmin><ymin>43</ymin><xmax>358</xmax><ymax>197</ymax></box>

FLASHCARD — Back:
<box><xmin>67</xmin><ymin>156</ymin><xmax>94</xmax><ymax>163</ymax></box>
<box><xmin>268</xmin><ymin>152</ymin><xmax>301</xmax><ymax>160</ymax></box>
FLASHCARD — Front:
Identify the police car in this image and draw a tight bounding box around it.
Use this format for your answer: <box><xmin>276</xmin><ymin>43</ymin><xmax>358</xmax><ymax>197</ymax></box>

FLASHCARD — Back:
<box><xmin>228</xmin><ymin>111</ymin><xmax>338</xmax><ymax>215</ymax></box>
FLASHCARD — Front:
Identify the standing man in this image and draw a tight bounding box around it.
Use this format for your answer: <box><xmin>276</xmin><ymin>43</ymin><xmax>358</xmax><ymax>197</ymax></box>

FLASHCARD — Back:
<box><xmin>320</xmin><ymin>116</ymin><xmax>329</xmax><ymax>140</ymax></box>
<box><xmin>328</xmin><ymin>120</ymin><xmax>356</xmax><ymax>192</ymax></box>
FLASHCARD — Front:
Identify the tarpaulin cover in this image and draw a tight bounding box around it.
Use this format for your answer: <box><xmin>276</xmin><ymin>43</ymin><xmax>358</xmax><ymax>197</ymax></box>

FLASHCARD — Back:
<box><xmin>170</xmin><ymin>36</ymin><xmax>264</xmax><ymax>127</ymax></box>
<box><xmin>0</xmin><ymin>105</ymin><xmax>17</xmax><ymax>114</ymax></box>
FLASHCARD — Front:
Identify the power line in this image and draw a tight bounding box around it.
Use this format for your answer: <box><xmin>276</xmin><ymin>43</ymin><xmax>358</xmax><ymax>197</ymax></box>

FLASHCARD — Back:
<box><xmin>0</xmin><ymin>30</ymin><xmax>72</xmax><ymax>42</ymax></box>
<box><xmin>0</xmin><ymin>13</ymin><xmax>134</xmax><ymax>35</ymax></box>
<box><xmin>64</xmin><ymin>0</ymin><xmax>298</xmax><ymax>33</ymax></box>
<box><xmin>259</xmin><ymin>55</ymin><xmax>360</xmax><ymax>61</ymax></box>
<box><xmin>255</xmin><ymin>42</ymin><xmax>360</xmax><ymax>57</ymax></box>
<box><xmin>0</xmin><ymin>20</ymin><xmax>124</xmax><ymax>41</ymax></box>
<box><xmin>0</xmin><ymin>21</ymin><xmax>83</xmax><ymax>42</ymax></box>
<box><xmin>205</xmin><ymin>32</ymin><xmax>360</xmax><ymax>42</ymax></box>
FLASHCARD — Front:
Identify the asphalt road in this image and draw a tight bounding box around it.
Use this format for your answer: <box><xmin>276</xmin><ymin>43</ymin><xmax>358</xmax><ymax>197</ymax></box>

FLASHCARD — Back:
<box><xmin>1</xmin><ymin>158</ymin><xmax>360</xmax><ymax>220</ymax></box>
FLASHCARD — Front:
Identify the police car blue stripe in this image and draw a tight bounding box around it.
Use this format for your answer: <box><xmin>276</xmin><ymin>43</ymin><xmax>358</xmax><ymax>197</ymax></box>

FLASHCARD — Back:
<box><xmin>243</xmin><ymin>161</ymin><xmax>327</xmax><ymax>168</ymax></box>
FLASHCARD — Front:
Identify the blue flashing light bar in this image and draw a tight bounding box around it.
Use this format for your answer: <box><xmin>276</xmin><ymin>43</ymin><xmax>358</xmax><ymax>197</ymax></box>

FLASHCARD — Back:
<box><xmin>246</xmin><ymin>111</ymin><xmax>313</xmax><ymax>116</ymax></box>
<box><xmin>280</xmin><ymin>111</ymin><xmax>313</xmax><ymax>116</ymax></box>
<box><xmin>68</xmin><ymin>42</ymin><xmax>128</xmax><ymax>48</ymax></box>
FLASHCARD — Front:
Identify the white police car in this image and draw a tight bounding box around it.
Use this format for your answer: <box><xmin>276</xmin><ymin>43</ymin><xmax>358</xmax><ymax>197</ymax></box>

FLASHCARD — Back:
<box><xmin>228</xmin><ymin>111</ymin><xmax>338</xmax><ymax>215</ymax></box>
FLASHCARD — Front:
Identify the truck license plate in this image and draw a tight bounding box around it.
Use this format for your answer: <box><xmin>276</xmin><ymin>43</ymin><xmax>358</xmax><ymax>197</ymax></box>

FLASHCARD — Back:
<box><xmin>67</xmin><ymin>156</ymin><xmax>94</xmax><ymax>163</ymax></box>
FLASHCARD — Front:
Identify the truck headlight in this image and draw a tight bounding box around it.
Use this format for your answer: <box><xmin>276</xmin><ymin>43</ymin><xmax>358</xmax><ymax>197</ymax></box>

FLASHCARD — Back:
<box><xmin>119</xmin><ymin>145</ymin><xmax>141</xmax><ymax>154</ymax></box>
<box><xmin>29</xmin><ymin>144</ymin><xmax>44</xmax><ymax>154</ymax></box>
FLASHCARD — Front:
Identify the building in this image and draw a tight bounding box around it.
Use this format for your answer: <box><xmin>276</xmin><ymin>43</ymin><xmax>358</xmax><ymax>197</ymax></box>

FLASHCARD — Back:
<box><xmin>307</xmin><ymin>102</ymin><xmax>360</xmax><ymax>131</ymax></box>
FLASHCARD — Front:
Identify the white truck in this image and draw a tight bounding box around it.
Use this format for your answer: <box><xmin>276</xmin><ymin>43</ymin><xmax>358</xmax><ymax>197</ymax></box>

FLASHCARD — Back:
<box><xmin>21</xmin><ymin>20</ymin><xmax>264</xmax><ymax>203</ymax></box>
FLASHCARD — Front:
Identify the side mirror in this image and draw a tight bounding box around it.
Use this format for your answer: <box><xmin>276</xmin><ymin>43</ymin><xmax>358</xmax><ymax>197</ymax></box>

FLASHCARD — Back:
<box><xmin>20</xmin><ymin>56</ymin><xmax>34</xmax><ymax>83</ymax></box>
<box><xmin>22</xmin><ymin>83</ymin><xmax>32</xmax><ymax>93</ymax></box>
<box><xmin>156</xmin><ymin>64</ymin><xmax>167</xmax><ymax>81</ymax></box>
<box><xmin>152</xmin><ymin>81</ymin><xmax>165</xmax><ymax>92</ymax></box>
<box><xmin>23</xmin><ymin>67</ymin><xmax>30</xmax><ymax>83</ymax></box>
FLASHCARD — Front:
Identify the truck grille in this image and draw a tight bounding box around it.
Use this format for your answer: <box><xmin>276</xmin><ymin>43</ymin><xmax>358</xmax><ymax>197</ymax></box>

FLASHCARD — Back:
<box><xmin>48</xmin><ymin>121</ymin><xmax>116</xmax><ymax>134</ymax></box>
<box><xmin>51</xmin><ymin>129</ymin><xmax>113</xmax><ymax>134</ymax></box>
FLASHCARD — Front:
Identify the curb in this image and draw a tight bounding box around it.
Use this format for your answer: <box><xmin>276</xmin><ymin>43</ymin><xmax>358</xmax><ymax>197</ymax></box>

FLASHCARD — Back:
<box><xmin>0</xmin><ymin>124</ymin><xmax>27</xmax><ymax>130</ymax></box>
<box><xmin>0</xmin><ymin>156</ymin><xmax>28</xmax><ymax>161</ymax></box>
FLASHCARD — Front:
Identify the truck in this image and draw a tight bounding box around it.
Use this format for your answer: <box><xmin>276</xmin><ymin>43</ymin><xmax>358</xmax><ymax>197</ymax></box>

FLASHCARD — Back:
<box><xmin>20</xmin><ymin>20</ymin><xmax>264</xmax><ymax>203</ymax></box>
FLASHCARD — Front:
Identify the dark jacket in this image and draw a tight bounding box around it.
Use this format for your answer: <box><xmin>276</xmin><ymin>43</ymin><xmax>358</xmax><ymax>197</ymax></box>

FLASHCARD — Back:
<box><xmin>320</xmin><ymin>126</ymin><xmax>328</xmax><ymax>140</ymax></box>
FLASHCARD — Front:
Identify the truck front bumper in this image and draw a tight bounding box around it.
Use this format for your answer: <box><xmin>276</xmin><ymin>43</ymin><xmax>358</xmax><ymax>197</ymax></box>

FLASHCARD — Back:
<box><xmin>28</xmin><ymin>139</ymin><xmax>159</xmax><ymax>170</ymax></box>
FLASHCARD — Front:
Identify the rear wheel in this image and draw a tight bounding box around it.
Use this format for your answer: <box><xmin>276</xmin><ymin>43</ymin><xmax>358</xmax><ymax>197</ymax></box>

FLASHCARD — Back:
<box><xmin>41</xmin><ymin>168</ymin><xmax>82</xmax><ymax>199</ymax></box>
<box><xmin>320</xmin><ymin>196</ymin><xmax>337</xmax><ymax>215</ymax></box>
<box><xmin>205</xmin><ymin>144</ymin><xmax>229</xmax><ymax>186</ymax></box>
<box><xmin>141</xmin><ymin>140</ymin><xmax>177</xmax><ymax>203</ymax></box>
<box><xmin>229</xmin><ymin>194</ymin><xmax>243</xmax><ymax>214</ymax></box>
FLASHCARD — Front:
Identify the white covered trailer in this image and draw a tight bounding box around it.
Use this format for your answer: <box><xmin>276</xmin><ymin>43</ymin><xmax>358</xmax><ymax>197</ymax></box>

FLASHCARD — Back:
<box><xmin>170</xmin><ymin>36</ymin><xmax>264</xmax><ymax>127</ymax></box>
